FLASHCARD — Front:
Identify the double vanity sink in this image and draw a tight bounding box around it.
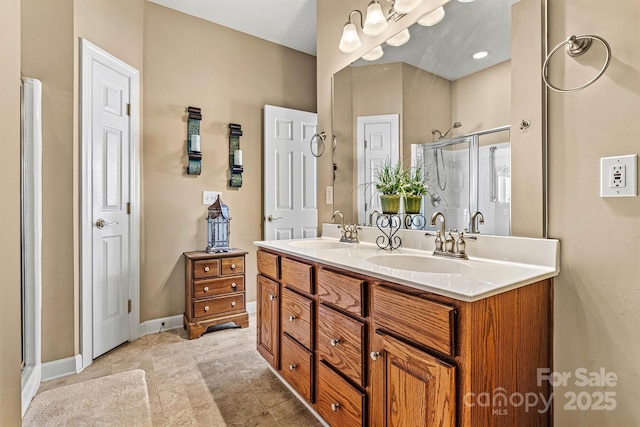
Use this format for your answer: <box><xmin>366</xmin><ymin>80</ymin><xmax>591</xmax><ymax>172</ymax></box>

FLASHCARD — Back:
<box><xmin>257</xmin><ymin>223</ymin><xmax>559</xmax><ymax>302</ymax></box>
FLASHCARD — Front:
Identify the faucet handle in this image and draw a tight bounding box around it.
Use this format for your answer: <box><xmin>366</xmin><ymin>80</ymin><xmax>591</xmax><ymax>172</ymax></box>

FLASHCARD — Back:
<box><xmin>456</xmin><ymin>231</ymin><xmax>466</xmax><ymax>255</ymax></box>
<box><xmin>434</xmin><ymin>230</ymin><xmax>443</xmax><ymax>251</ymax></box>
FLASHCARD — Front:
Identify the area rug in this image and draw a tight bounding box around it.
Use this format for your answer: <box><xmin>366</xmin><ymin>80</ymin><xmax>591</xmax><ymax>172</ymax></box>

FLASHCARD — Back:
<box><xmin>23</xmin><ymin>369</ymin><xmax>152</xmax><ymax>426</ymax></box>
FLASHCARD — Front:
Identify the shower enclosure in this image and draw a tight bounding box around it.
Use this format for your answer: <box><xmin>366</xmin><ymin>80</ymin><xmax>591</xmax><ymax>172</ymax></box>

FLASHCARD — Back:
<box><xmin>411</xmin><ymin>125</ymin><xmax>511</xmax><ymax>236</ymax></box>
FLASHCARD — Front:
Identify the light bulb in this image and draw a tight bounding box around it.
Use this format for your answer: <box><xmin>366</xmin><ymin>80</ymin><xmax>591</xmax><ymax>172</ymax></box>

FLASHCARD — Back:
<box><xmin>362</xmin><ymin>45</ymin><xmax>384</xmax><ymax>61</ymax></box>
<box><xmin>363</xmin><ymin>1</ymin><xmax>388</xmax><ymax>36</ymax></box>
<box><xmin>339</xmin><ymin>22</ymin><xmax>362</xmax><ymax>53</ymax></box>
<box><xmin>472</xmin><ymin>51</ymin><xmax>489</xmax><ymax>59</ymax></box>
<box><xmin>393</xmin><ymin>0</ymin><xmax>423</xmax><ymax>14</ymax></box>
<box><xmin>417</xmin><ymin>6</ymin><xmax>445</xmax><ymax>26</ymax></box>
<box><xmin>386</xmin><ymin>29</ymin><xmax>410</xmax><ymax>47</ymax></box>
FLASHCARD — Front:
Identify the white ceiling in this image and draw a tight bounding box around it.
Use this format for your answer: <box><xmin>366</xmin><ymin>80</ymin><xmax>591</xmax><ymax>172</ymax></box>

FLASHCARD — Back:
<box><xmin>148</xmin><ymin>0</ymin><xmax>318</xmax><ymax>56</ymax></box>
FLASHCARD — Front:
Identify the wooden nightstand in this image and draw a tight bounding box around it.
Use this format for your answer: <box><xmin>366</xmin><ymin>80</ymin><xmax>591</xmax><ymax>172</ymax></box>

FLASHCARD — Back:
<box><xmin>183</xmin><ymin>249</ymin><xmax>249</xmax><ymax>339</ymax></box>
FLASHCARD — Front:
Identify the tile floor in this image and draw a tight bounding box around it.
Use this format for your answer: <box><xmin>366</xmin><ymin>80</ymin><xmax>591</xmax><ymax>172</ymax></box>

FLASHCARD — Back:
<box><xmin>37</xmin><ymin>314</ymin><xmax>323</xmax><ymax>426</ymax></box>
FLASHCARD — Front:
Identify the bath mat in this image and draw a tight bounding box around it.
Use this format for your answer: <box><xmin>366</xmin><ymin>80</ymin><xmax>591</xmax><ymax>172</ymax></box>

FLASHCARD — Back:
<box><xmin>23</xmin><ymin>369</ymin><xmax>152</xmax><ymax>426</ymax></box>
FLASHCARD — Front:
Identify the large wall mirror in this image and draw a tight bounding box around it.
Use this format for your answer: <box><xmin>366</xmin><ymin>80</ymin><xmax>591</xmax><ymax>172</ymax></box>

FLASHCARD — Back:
<box><xmin>331</xmin><ymin>0</ymin><xmax>546</xmax><ymax>237</ymax></box>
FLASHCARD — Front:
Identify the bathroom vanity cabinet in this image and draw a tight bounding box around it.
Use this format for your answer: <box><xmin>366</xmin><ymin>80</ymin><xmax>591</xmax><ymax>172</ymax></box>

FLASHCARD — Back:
<box><xmin>256</xmin><ymin>248</ymin><xmax>553</xmax><ymax>426</ymax></box>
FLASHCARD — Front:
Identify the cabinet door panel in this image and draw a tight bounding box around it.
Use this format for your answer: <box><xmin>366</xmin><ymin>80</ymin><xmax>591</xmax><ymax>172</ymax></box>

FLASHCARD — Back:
<box><xmin>257</xmin><ymin>275</ymin><xmax>280</xmax><ymax>369</ymax></box>
<box><xmin>370</xmin><ymin>331</ymin><xmax>456</xmax><ymax>427</ymax></box>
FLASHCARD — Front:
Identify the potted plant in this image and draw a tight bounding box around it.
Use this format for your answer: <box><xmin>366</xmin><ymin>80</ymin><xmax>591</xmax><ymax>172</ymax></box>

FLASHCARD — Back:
<box><xmin>374</xmin><ymin>162</ymin><xmax>403</xmax><ymax>214</ymax></box>
<box><xmin>401</xmin><ymin>166</ymin><xmax>428</xmax><ymax>214</ymax></box>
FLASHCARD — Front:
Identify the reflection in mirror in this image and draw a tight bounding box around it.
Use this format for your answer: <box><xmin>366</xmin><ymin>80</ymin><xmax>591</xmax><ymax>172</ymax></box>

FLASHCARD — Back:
<box><xmin>332</xmin><ymin>0</ymin><xmax>516</xmax><ymax>235</ymax></box>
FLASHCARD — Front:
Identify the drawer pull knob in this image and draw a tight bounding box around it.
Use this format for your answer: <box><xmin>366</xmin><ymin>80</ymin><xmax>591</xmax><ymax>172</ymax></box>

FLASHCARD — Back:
<box><xmin>288</xmin><ymin>315</ymin><xmax>296</xmax><ymax>322</ymax></box>
<box><xmin>370</xmin><ymin>351</ymin><xmax>380</xmax><ymax>361</ymax></box>
<box><xmin>269</xmin><ymin>294</ymin><xmax>277</xmax><ymax>301</ymax></box>
<box><xmin>204</xmin><ymin>306</ymin><xmax>209</xmax><ymax>312</ymax></box>
<box><xmin>231</xmin><ymin>264</ymin><xmax>236</xmax><ymax>269</ymax></box>
<box><xmin>204</xmin><ymin>266</ymin><xmax>210</xmax><ymax>272</ymax></box>
<box><xmin>203</xmin><ymin>286</ymin><xmax>209</xmax><ymax>292</ymax></box>
<box><xmin>330</xmin><ymin>338</ymin><xmax>340</xmax><ymax>347</ymax></box>
<box><xmin>288</xmin><ymin>364</ymin><xmax>297</xmax><ymax>371</ymax></box>
<box><xmin>231</xmin><ymin>301</ymin><xmax>237</xmax><ymax>307</ymax></box>
<box><xmin>330</xmin><ymin>403</ymin><xmax>340</xmax><ymax>412</ymax></box>
<box><xmin>231</xmin><ymin>282</ymin><xmax>237</xmax><ymax>289</ymax></box>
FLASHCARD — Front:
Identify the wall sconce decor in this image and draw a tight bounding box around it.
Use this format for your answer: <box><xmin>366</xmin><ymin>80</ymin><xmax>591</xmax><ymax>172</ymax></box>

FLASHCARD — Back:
<box><xmin>206</xmin><ymin>195</ymin><xmax>231</xmax><ymax>253</ymax></box>
<box><xmin>186</xmin><ymin>106</ymin><xmax>202</xmax><ymax>175</ymax></box>
<box><xmin>228</xmin><ymin>123</ymin><xmax>243</xmax><ymax>188</ymax></box>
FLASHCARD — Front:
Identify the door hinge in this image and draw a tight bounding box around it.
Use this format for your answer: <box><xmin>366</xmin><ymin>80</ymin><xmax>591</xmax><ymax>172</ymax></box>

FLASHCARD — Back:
<box><xmin>126</xmin><ymin>103</ymin><xmax>131</xmax><ymax>116</ymax></box>
<box><xmin>126</xmin><ymin>202</ymin><xmax>131</xmax><ymax>215</ymax></box>
<box><xmin>128</xmin><ymin>299</ymin><xmax>132</xmax><ymax>313</ymax></box>
<box><xmin>364</xmin><ymin>139</ymin><xmax>368</xmax><ymax>149</ymax></box>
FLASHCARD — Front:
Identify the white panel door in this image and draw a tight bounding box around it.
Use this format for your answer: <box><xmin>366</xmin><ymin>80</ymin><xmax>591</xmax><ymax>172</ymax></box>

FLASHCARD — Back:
<box><xmin>91</xmin><ymin>61</ymin><xmax>131</xmax><ymax>358</ymax></box>
<box><xmin>264</xmin><ymin>105</ymin><xmax>318</xmax><ymax>240</ymax></box>
<box><xmin>357</xmin><ymin>114</ymin><xmax>400</xmax><ymax>225</ymax></box>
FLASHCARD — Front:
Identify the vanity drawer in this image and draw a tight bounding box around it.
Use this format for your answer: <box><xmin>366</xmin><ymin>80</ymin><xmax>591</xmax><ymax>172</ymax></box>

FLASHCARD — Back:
<box><xmin>317</xmin><ymin>304</ymin><xmax>365</xmax><ymax>387</ymax></box>
<box><xmin>372</xmin><ymin>285</ymin><xmax>455</xmax><ymax>357</ymax></box>
<box><xmin>193</xmin><ymin>294</ymin><xmax>245</xmax><ymax>318</ymax></box>
<box><xmin>280</xmin><ymin>333</ymin><xmax>313</xmax><ymax>403</ymax></box>
<box><xmin>281</xmin><ymin>258</ymin><xmax>313</xmax><ymax>294</ymax></box>
<box><xmin>317</xmin><ymin>268</ymin><xmax>364</xmax><ymax>317</ymax></box>
<box><xmin>221</xmin><ymin>256</ymin><xmax>244</xmax><ymax>276</ymax></box>
<box><xmin>281</xmin><ymin>287</ymin><xmax>313</xmax><ymax>350</ymax></box>
<box><xmin>193</xmin><ymin>276</ymin><xmax>244</xmax><ymax>298</ymax></box>
<box><xmin>317</xmin><ymin>361</ymin><xmax>365</xmax><ymax>427</ymax></box>
<box><xmin>193</xmin><ymin>259</ymin><xmax>220</xmax><ymax>279</ymax></box>
<box><xmin>257</xmin><ymin>250</ymin><xmax>279</xmax><ymax>280</ymax></box>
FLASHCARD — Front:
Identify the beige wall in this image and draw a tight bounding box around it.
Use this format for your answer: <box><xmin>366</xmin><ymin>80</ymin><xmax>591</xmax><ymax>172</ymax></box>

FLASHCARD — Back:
<box><xmin>548</xmin><ymin>0</ymin><xmax>640</xmax><ymax>424</ymax></box>
<box><xmin>0</xmin><ymin>0</ymin><xmax>23</xmax><ymax>423</ymax></box>
<box><xmin>141</xmin><ymin>2</ymin><xmax>316</xmax><ymax>319</ymax></box>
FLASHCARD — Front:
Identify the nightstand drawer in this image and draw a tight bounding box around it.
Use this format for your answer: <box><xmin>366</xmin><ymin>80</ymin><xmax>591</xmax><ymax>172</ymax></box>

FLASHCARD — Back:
<box><xmin>193</xmin><ymin>259</ymin><xmax>220</xmax><ymax>279</ymax></box>
<box><xmin>193</xmin><ymin>276</ymin><xmax>244</xmax><ymax>299</ymax></box>
<box><xmin>317</xmin><ymin>361</ymin><xmax>365</xmax><ymax>427</ymax></box>
<box><xmin>280</xmin><ymin>333</ymin><xmax>313</xmax><ymax>403</ymax></box>
<box><xmin>221</xmin><ymin>256</ymin><xmax>244</xmax><ymax>276</ymax></box>
<box><xmin>281</xmin><ymin>287</ymin><xmax>313</xmax><ymax>350</ymax></box>
<box><xmin>317</xmin><ymin>304</ymin><xmax>365</xmax><ymax>387</ymax></box>
<box><xmin>193</xmin><ymin>294</ymin><xmax>245</xmax><ymax>318</ymax></box>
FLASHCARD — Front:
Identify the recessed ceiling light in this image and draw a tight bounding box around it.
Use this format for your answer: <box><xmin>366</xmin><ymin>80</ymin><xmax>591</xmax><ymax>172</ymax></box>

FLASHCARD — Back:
<box><xmin>472</xmin><ymin>51</ymin><xmax>489</xmax><ymax>59</ymax></box>
<box><xmin>457</xmin><ymin>0</ymin><xmax>475</xmax><ymax>3</ymax></box>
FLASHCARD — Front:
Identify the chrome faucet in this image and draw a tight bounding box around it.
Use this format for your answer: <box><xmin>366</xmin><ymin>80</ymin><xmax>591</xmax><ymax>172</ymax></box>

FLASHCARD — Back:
<box><xmin>429</xmin><ymin>212</ymin><xmax>468</xmax><ymax>259</ymax></box>
<box><xmin>332</xmin><ymin>210</ymin><xmax>359</xmax><ymax>243</ymax></box>
<box><xmin>470</xmin><ymin>211</ymin><xmax>485</xmax><ymax>234</ymax></box>
<box><xmin>332</xmin><ymin>210</ymin><xmax>344</xmax><ymax>226</ymax></box>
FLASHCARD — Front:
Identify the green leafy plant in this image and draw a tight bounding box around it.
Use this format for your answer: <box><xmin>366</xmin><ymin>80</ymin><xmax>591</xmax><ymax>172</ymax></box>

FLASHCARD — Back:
<box><xmin>374</xmin><ymin>161</ymin><xmax>403</xmax><ymax>195</ymax></box>
<box><xmin>401</xmin><ymin>166</ymin><xmax>429</xmax><ymax>196</ymax></box>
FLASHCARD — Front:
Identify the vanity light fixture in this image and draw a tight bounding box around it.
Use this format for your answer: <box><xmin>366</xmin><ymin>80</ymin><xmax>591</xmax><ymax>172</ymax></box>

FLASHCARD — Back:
<box><xmin>363</xmin><ymin>1</ymin><xmax>388</xmax><ymax>36</ymax></box>
<box><xmin>472</xmin><ymin>50</ymin><xmax>489</xmax><ymax>59</ymax></box>
<box><xmin>417</xmin><ymin>6</ymin><xmax>445</xmax><ymax>26</ymax></box>
<box><xmin>393</xmin><ymin>0</ymin><xmax>423</xmax><ymax>14</ymax></box>
<box><xmin>386</xmin><ymin>28</ymin><xmax>410</xmax><ymax>46</ymax></box>
<box><xmin>339</xmin><ymin>10</ymin><xmax>364</xmax><ymax>53</ymax></box>
<box><xmin>362</xmin><ymin>45</ymin><xmax>384</xmax><ymax>61</ymax></box>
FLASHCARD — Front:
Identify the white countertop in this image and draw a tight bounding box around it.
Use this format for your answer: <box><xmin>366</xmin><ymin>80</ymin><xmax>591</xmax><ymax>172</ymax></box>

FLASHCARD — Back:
<box><xmin>254</xmin><ymin>224</ymin><xmax>560</xmax><ymax>302</ymax></box>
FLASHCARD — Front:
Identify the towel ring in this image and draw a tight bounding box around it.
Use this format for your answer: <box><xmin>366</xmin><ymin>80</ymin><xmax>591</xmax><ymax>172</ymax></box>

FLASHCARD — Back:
<box><xmin>310</xmin><ymin>132</ymin><xmax>326</xmax><ymax>157</ymax></box>
<box><xmin>542</xmin><ymin>34</ymin><xmax>611</xmax><ymax>93</ymax></box>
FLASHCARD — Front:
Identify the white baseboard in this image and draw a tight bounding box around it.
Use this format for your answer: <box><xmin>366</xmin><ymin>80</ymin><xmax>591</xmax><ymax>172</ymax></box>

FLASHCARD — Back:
<box><xmin>246</xmin><ymin>300</ymin><xmax>256</xmax><ymax>314</ymax></box>
<box><xmin>21</xmin><ymin>365</ymin><xmax>40</xmax><ymax>416</ymax></box>
<box><xmin>41</xmin><ymin>354</ymin><xmax>83</xmax><ymax>382</ymax></box>
<box><xmin>139</xmin><ymin>314</ymin><xmax>184</xmax><ymax>337</ymax></box>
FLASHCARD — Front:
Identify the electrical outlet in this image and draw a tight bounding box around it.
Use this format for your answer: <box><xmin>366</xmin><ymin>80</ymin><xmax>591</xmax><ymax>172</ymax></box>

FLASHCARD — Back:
<box><xmin>325</xmin><ymin>186</ymin><xmax>334</xmax><ymax>204</ymax></box>
<box><xmin>600</xmin><ymin>155</ymin><xmax>637</xmax><ymax>197</ymax></box>
<box><xmin>202</xmin><ymin>191</ymin><xmax>220</xmax><ymax>205</ymax></box>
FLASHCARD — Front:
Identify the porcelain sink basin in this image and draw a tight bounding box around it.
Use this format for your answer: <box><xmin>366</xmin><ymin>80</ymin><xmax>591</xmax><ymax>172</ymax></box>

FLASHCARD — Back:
<box><xmin>366</xmin><ymin>254</ymin><xmax>468</xmax><ymax>274</ymax></box>
<box><xmin>288</xmin><ymin>240</ymin><xmax>351</xmax><ymax>250</ymax></box>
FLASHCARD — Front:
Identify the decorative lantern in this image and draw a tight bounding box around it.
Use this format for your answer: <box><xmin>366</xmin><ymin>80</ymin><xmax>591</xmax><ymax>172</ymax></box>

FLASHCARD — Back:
<box><xmin>206</xmin><ymin>195</ymin><xmax>231</xmax><ymax>253</ymax></box>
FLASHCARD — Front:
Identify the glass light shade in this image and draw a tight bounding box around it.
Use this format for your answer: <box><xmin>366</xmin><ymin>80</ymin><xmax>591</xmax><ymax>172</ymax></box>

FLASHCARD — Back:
<box><xmin>362</xmin><ymin>45</ymin><xmax>384</xmax><ymax>61</ymax></box>
<box><xmin>363</xmin><ymin>2</ymin><xmax>388</xmax><ymax>36</ymax></box>
<box><xmin>417</xmin><ymin>6</ymin><xmax>445</xmax><ymax>26</ymax></box>
<box><xmin>386</xmin><ymin>29</ymin><xmax>410</xmax><ymax>47</ymax></box>
<box><xmin>339</xmin><ymin>22</ymin><xmax>362</xmax><ymax>53</ymax></box>
<box><xmin>393</xmin><ymin>0</ymin><xmax>423</xmax><ymax>14</ymax></box>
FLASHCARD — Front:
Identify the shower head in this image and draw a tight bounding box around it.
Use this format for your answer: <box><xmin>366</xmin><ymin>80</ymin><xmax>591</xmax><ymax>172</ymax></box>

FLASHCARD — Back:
<box><xmin>440</xmin><ymin>121</ymin><xmax>462</xmax><ymax>139</ymax></box>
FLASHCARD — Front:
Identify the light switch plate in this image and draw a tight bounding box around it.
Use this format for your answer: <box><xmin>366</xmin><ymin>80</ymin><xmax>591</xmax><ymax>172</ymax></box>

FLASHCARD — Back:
<box><xmin>202</xmin><ymin>191</ymin><xmax>220</xmax><ymax>205</ymax></box>
<box><xmin>600</xmin><ymin>155</ymin><xmax>637</xmax><ymax>197</ymax></box>
<box><xmin>325</xmin><ymin>186</ymin><xmax>334</xmax><ymax>204</ymax></box>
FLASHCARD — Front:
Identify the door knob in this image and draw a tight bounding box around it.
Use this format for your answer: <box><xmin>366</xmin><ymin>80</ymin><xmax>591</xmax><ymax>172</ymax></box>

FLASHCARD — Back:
<box><xmin>267</xmin><ymin>215</ymin><xmax>283</xmax><ymax>222</ymax></box>
<box><xmin>95</xmin><ymin>219</ymin><xmax>119</xmax><ymax>229</ymax></box>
